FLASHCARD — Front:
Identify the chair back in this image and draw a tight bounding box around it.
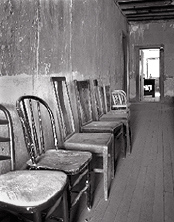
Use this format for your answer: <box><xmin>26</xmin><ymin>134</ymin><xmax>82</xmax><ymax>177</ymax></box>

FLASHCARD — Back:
<box><xmin>112</xmin><ymin>90</ymin><xmax>128</xmax><ymax>110</ymax></box>
<box><xmin>93</xmin><ymin>81</ymin><xmax>115</xmax><ymax>115</ymax></box>
<box><xmin>92</xmin><ymin>80</ymin><xmax>105</xmax><ymax>119</ymax></box>
<box><xmin>51</xmin><ymin>77</ymin><xmax>75</xmax><ymax>141</ymax></box>
<box><xmin>0</xmin><ymin>105</ymin><xmax>15</xmax><ymax>171</ymax></box>
<box><xmin>16</xmin><ymin>96</ymin><xmax>59</xmax><ymax>165</ymax></box>
<box><xmin>74</xmin><ymin>79</ymin><xmax>93</xmax><ymax>129</ymax></box>
<box><xmin>103</xmin><ymin>85</ymin><xmax>111</xmax><ymax>113</ymax></box>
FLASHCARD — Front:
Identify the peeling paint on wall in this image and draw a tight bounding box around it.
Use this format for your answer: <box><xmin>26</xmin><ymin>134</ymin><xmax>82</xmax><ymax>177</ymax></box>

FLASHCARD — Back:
<box><xmin>0</xmin><ymin>0</ymin><xmax>128</xmax><ymax>169</ymax></box>
<box><xmin>169</xmin><ymin>23</ymin><xmax>174</xmax><ymax>28</ymax></box>
<box><xmin>130</xmin><ymin>24</ymin><xmax>150</xmax><ymax>42</ymax></box>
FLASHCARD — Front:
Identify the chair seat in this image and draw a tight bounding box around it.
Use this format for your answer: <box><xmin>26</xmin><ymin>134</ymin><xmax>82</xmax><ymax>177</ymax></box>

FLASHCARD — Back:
<box><xmin>81</xmin><ymin>121</ymin><xmax>122</xmax><ymax>133</ymax></box>
<box><xmin>0</xmin><ymin>170</ymin><xmax>67</xmax><ymax>207</ymax></box>
<box><xmin>111</xmin><ymin>108</ymin><xmax>130</xmax><ymax>114</ymax></box>
<box><xmin>108</xmin><ymin>109</ymin><xmax>129</xmax><ymax>115</ymax></box>
<box><xmin>64</xmin><ymin>133</ymin><xmax>113</xmax><ymax>153</ymax></box>
<box><xmin>100</xmin><ymin>111</ymin><xmax>129</xmax><ymax>120</ymax></box>
<box><xmin>27</xmin><ymin>150</ymin><xmax>92</xmax><ymax>174</ymax></box>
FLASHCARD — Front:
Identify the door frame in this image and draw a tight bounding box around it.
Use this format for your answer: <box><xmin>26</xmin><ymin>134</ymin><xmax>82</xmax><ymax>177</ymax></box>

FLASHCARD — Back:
<box><xmin>122</xmin><ymin>32</ymin><xmax>128</xmax><ymax>95</ymax></box>
<box><xmin>135</xmin><ymin>45</ymin><xmax>164</xmax><ymax>102</ymax></box>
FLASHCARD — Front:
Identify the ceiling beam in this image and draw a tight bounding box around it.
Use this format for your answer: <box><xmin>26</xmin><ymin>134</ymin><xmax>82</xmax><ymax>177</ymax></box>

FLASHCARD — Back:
<box><xmin>123</xmin><ymin>8</ymin><xmax>174</xmax><ymax>15</ymax></box>
<box><xmin>118</xmin><ymin>0</ymin><xmax>167</xmax><ymax>2</ymax></box>
<box><xmin>118</xmin><ymin>0</ymin><xmax>171</xmax><ymax>4</ymax></box>
<box><xmin>128</xmin><ymin>16</ymin><xmax>174</xmax><ymax>21</ymax></box>
<box><xmin>118</xmin><ymin>0</ymin><xmax>174</xmax><ymax>21</ymax></box>
<box><xmin>127</xmin><ymin>12</ymin><xmax>174</xmax><ymax>18</ymax></box>
<box><xmin>119</xmin><ymin>1</ymin><xmax>172</xmax><ymax>9</ymax></box>
<box><xmin>122</xmin><ymin>6</ymin><xmax>174</xmax><ymax>13</ymax></box>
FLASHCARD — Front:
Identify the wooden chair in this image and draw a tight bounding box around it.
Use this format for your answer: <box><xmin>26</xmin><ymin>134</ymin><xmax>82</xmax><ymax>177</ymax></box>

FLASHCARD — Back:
<box><xmin>0</xmin><ymin>104</ymin><xmax>69</xmax><ymax>222</ymax></box>
<box><xmin>111</xmin><ymin>90</ymin><xmax>130</xmax><ymax>112</ymax></box>
<box><xmin>0</xmin><ymin>104</ymin><xmax>15</xmax><ymax>171</ymax></box>
<box><xmin>51</xmin><ymin>77</ymin><xmax>114</xmax><ymax>201</ymax></box>
<box><xmin>96</xmin><ymin>83</ymin><xmax>131</xmax><ymax>154</ymax></box>
<box><xmin>74</xmin><ymin>79</ymin><xmax>124</xmax><ymax>165</ymax></box>
<box><xmin>16</xmin><ymin>95</ymin><xmax>92</xmax><ymax>220</ymax></box>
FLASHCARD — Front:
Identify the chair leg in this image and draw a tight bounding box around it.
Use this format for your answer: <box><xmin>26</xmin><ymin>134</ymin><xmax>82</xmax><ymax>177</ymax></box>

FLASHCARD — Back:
<box><xmin>111</xmin><ymin>139</ymin><xmax>115</xmax><ymax>180</ymax></box>
<box><xmin>33</xmin><ymin>212</ymin><xmax>42</xmax><ymax>222</ymax></box>
<box><xmin>62</xmin><ymin>189</ymin><xmax>69</xmax><ymax>222</ymax></box>
<box><xmin>67</xmin><ymin>177</ymin><xmax>72</xmax><ymax>219</ymax></box>
<box><xmin>121</xmin><ymin>125</ymin><xmax>126</xmax><ymax>158</ymax></box>
<box><xmin>126</xmin><ymin>122</ymin><xmax>131</xmax><ymax>154</ymax></box>
<box><xmin>86</xmin><ymin>164</ymin><xmax>92</xmax><ymax>210</ymax></box>
<box><xmin>103</xmin><ymin>149</ymin><xmax>109</xmax><ymax>201</ymax></box>
<box><xmin>129</xmin><ymin>123</ymin><xmax>132</xmax><ymax>152</ymax></box>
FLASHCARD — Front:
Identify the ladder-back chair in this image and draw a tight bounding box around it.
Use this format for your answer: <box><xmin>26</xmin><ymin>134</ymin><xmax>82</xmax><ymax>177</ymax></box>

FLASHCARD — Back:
<box><xmin>74</xmin><ymin>79</ymin><xmax>124</xmax><ymax>165</ymax></box>
<box><xmin>16</xmin><ymin>95</ymin><xmax>92</xmax><ymax>220</ymax></box>
<box><xmin>0</xmin><ymin>104</ymin><xmax>15</xmax><ymax>171</ymax></box>
<box><xmin>0</xmin><ymin>104</ymin><xmax>69</xmax><ymax>222</ymax></box>
<box><xmin>51</xmin><ymin>77</ymin><xmax>114</xmax><ymax>201</ymax></box>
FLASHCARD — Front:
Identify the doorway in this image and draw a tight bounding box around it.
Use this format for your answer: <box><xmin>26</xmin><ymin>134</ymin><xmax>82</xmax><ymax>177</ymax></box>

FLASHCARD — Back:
<box><xmin>136</xmin><ymin>46</ymin><xmax>164</xmax><ymax>102</ymax></box>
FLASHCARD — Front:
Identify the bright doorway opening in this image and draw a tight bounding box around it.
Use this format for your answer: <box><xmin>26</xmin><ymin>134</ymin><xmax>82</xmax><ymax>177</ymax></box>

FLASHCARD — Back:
<box><xmin>139</xmin><ymin>48</ymin><xmax>160</xmax><ymax>102</ymax></box>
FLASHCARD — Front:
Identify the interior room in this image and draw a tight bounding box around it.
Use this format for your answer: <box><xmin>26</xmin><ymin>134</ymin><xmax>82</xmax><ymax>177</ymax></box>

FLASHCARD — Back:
<box><xmin>0</xmin><ymin>0</ymin><xmax>174</xmax><ymax>221</ymax></box>
<box><xmin>139</xmin><ymin>48</ymin><xmax>160</xmax><ymax>102</ymax></box>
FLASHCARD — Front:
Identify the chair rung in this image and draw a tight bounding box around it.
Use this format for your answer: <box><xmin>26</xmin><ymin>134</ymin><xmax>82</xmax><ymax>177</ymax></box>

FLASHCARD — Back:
<box><xmin>0</xmin><ymin>137</ymin><xmax>10</xmax><ymax>142</ymax></box>
<box><xmin>116</xmin><ymin>131</ymin><xmax>123</xmax><ymax>138</ymax></box>
<box><xmin>72</xmin><ymin>168</ymin><xmax>88</xmax><ymax>188</ymax></box>
<box><xmin>71</xmin><ymin>183</ymin><xmax>89</xmax><ymax>208</ymax></box>
<box><xmin>48</xmin><ymin>216</ymin><xmax>63</xmax><ymax>222</ymax></box>
<box><xmin>93</xmin><ymin>168</ymin><xmax>103</xmax><ymax>173</ymax></box>
<box><xmin>0</xmin><ymin>119</ymin><xmax>8</xmax><ymax>125</ymax></box>
<box><xmin>0</xmin><ymin>155</ymin><xmax>11</xmax><ymax>161</ymax></box>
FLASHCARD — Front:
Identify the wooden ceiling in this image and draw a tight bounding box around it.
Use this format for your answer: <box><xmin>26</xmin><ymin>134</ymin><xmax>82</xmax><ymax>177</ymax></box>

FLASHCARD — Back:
<box><xmin>117</xmin><ymin>0</ymin><xmax>174</xmax><ymax>22</ymax></box>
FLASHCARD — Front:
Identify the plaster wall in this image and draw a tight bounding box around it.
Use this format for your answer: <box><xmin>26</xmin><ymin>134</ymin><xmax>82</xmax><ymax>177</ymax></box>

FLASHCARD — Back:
<box><xmin>129</xmin><ymin>21</ymin><xmax>174</xmax><ymax>102</ymax></box>
<box><xmin>0</xmin><ymin>0</ymin><xmax>128</xmax><ymax>171</ymax></box>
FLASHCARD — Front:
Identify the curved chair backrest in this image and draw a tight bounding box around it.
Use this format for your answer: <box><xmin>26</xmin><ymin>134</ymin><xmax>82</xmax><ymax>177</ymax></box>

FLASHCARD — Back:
<box><xmin>0</xmin><ymin>104</ymin><xmax>15</xmax><ymax>171</ymax></box>
<box><xmin>113</xmin><ymin>90</ymin><xmax>126</xmax><ymax>96</ymax></box>
<box><xmin>112</xmin><ymin>90</ymin><xmax>128</xmax><ymax>109</ymax></box>
<box><xmin>16</xmin><ymin>95</ymin><xmax>58</xmax><ymax>165</ymax></box>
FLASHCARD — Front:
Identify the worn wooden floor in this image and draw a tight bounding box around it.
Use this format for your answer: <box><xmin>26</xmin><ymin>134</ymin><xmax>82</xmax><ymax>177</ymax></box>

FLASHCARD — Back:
<box><xmin>71</xmin><ymin>102</ymin><xmax>174</xmax><ymax>222</ymax></box>
<box><xmin>1</xmin><ymin>102</ymin><xmax>174</xmax><ymax>222</ymax></box>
